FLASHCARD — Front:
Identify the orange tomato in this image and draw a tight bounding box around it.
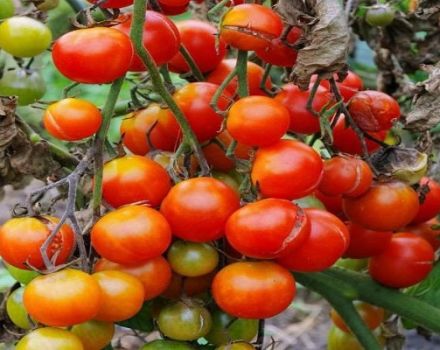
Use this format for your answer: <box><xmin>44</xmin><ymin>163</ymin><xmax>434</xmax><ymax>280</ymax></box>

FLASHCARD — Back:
<box><xmin>331</xmin><ymin>302</ymin><xmax>384</xmax><ymax>333</ymax></box>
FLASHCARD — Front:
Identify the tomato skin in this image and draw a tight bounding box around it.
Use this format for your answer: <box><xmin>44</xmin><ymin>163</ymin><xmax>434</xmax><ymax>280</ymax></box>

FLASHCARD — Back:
<box><xmin>6</xmin><ymin>287</ymin><xmax>33</xmax><ymax>329</ymax></box>
<box><xmin>365</xmin><ymin>4</ymin><xmax>396</xmax><ymax>27</ymax></box>
<box><xmin>0</xmin><ymin>0</ymin><xmax>14</xmax><ymax>19</ymax></box>
<box><xmin>157</xmin><ymin>0</ymin><xmax>190</xmax><ymax>14</ymax></box>
<box><xmin>411</xmin><ymin>177</ymin><xmax>440</xmax><ymax>224</ymax></box>
<box><xmin>344</xmin><ymin>222</ymin><xmax>393</xmax><ymax>259</ymax></box>
<box><xmin>369</xmin><ymin>232</ymin><xmax>434</xmax><ymax>288</ymax></box>
<box><xmin>173</xmin><ymin>82</ymin><xmax>231</xmax><ymax>142</ymax></box>
<box><xmin>348</xmin><ymin>90</ymin><xmax>400</xmax><ymax>131</ymax></box>
<box><xmin>169</xmin><ymin>20</ymin><xmax>227</xmax><ymax>73</ymax></box>
<box><xmin>277</xmin><ymin>209</ymin><xmax>349</xmax><ymax>272</ymax></box>
<box><xmin>52</xmin><ymin>27</ymin><xmax>133</xmax><ymax>84</ymax></box>
<box><xmin>163</xmin><ymin>272</ymin><xmax>215</xmax><ymax>299</ymax></box>
<box><xmin>5</xmin><ymin>263</ymin><xmax>39</xmax><ymax>284</ymax></box>
<box><xmin>406</xmin><ymin>218</ymin><xmax>440</xmax><ymax>251</ymax></box>
<box><xmin>314</xmin><ymin>190</ymin><xmax>345</xmax><ymax>218</ymax></box>
<box><xmin>331</xmin><ymin>302</ymin><xmax>384</xmax><ymax>333</ymax></box>
<box><xmin>91</xmin><ymin>205</ymin><xmax>171</xmax><ymax>265</ymax></box>
<box><xmin>327</xmin><ymin>325</ymin><xmax>384</xmax><ymax>350</ymax></box>
<box><xmin>343</xmin><ymin>181</ymin><xmax>420</xmax><ymax>231</ymax></box>
<box><xmin>140</xmin><ymin>340</ymin><xmax>195</xmax><ymax>350</ymax></box>
<box><xmin>0</xmin><ymin>216</ymin><xmax>74</xmax><ymax>270</ymax></box>
<box><xmin>15</xmin><ymin>327</ymin><xmax>84</xmax><ymax>350</ymax></box>
<box><xmin>319</xmin><ymin>71</ymin><xmax>364</xmax><ymax>102</ymax></box>
<box><xmin>220</xmin><ymin>4</ymin><xmax>283</xmax><ymax>51</ymax></box>
<box><xmin>88</xmin><ymin>0</ymin><xmax>133</xmax><ymax>8</ymax></box>
<box><xmin>43</xmin><ymin>98</ymin><xmax>102</xmax><ymax>141</ymax></box>
<box><xmin>251</xmin><ymin>139</ymin><xmax>323</xmax><ymax>200</ymax></box>
<box><xmin>212</xmin><ymin>261</ymin><xmax>295</xmax><ymax>319</ymax></box>
<box><xmin>206</xmin><ymin>59</ymin><xmax>272</xmax><ymax>96</ymax></box>
<box><xmin>23</xmin><ymin>269</ymin><xmax>101</xmax><ymax>327</ymax></box>
<box><xmin>160</xmin><ymin>177</ymin><xmax>240</xmax><ymax>242</ymax></box>
<box><xmin>225</xmin><ymin>198</ymin><xmax>310</xmax><ymax>259</ymax></box>
<box><xmin>102</xmin><ymin>155</ymin><xmax>171</xmax><ymax>208</ymax></box>
<box><xmin>0</xmin><ymin>68</ymin><xmax>46</xmax><ymax>106</ymax></box>
<box><xmin>71</xmin><ymin>320</ymin><xmax>115</xmax><ymax>350</ymax></box>
<box><xmin>274</xmin><ymin>84</ymin><xmax>333</xmax><ymax>134</ymax></box>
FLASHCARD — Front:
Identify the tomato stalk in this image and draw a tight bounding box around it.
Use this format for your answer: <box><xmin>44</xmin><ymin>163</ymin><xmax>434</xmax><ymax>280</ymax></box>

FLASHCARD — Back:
<box><xmin>179</xmin><ymin>45</ymin><xmax>205</xmax><ymax>81</ymax></box>
<box><xmin>260</xmin><ymin>63</ymin><xmax>275</xmax><ymax>96</ymax></box>
<box><xmin>65</xmin><ymin>0</ymin><xmax>87</xmax><ymax>12</ymax></box>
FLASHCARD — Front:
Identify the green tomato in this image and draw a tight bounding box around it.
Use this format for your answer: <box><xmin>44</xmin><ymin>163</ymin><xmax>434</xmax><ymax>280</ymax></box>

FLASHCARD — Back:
<box><xmin>71</xmin><ymin>320</ymin><xmax>114</xmax><ymax>350</ymax></box>
<box><xmin>212</xmin><ymin>171</ymin><xmax>240</xmax><ymax>193</ymax></box>
<box><xmin>140</xmin><ymin>340</ymin><xmax>195</xmax><ymax>350</ymax></box>
<box><xmin>365</xmin><ymin>5</ymin><xmax>396</xmax><ymax>27</ymax></box>
<box><xmin>0</xmin><ymin>16</ymin><xmax>52</xmax><ymax>57</ymax></box>
<box><xmin>5</xmin><ymin>263</ymin><xmax>39</xmax><ymax>284</ymax></box>
<box><xmin>216</xmin><ymin>343</ymin><xmax>255</xmax><ymax>350</ymax></box>
<box><xmin>327</xmin><ymin>326</ymin><xmax>385</xmax><ymax>350</ymax></box>
<box><xmin>6</xmin><ymin>287</ymin><xmax>33</xmax><ymax>329</ymax></box>
<box><xmin>15</xmin><ymin>327</ymin><xmax>84</xmax><ymax>350</ymax></box>
<box><xmin>0</xmin><ymin>0</ymin><xmax>15</xmax><ymax>19</ymax></box>
<box><xmin>35</xmin><ymin>0</ymin><xmax>60</xmax><ymax>11</ymax></box>
<box><xmin>293</xmin><ymin>195</ymin><xmax>326</xmax><ymax>209</ymax></box>
<box><xmin>0</xmin><ymin>69</ymin><xmax>46</xmax><ymax>105</ymax></box>
<box><xmin>335</xmin><ymin>258</ymin><xmax>368</xmax><ymax>272</ymax></box>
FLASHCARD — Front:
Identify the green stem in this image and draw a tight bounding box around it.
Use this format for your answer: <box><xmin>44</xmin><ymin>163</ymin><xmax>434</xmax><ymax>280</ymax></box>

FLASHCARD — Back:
<box><xmin>65</xmin><ymin>0</ymin><xmax>86</xmax><ymax>12</ymax></box>
<box><xmin>159</xmin><ymin>65</ymin><xmax>175</xmax><ymax>92</ymax></box>
<box><xmin>179</xmin><ymin>46</ymin><xmax>204</xmax><ymax>81</ymax></box>
<box><xmin>207</xmin><ymin>0</ymin><xmax>230</xmax><ymax>20</ymax></box>
<box><xmin>92</xmin><ymin>77</ymin><xmax>125</xmax><ymax>219</ymax></box>
<box><xmin>236</xmin><ymin>50</ymin><xmax>249</xmax><ymax>98</ymax></box>
<box><xmin>131</xmin><ymin>0</ymin><xmax>210</xmax><ymax>175</ymax></box>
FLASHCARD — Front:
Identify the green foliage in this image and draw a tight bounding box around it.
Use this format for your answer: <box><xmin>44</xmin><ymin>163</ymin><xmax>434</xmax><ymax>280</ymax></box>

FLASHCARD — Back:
<box><xmin>117</xmin><ymin>301</ymin><xmax>155</xmax><ymax>332</ymax></box>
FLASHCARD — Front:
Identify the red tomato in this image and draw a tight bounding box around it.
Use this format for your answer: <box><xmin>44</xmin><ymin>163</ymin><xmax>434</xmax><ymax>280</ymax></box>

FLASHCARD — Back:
<box><xmin>160</xmin><ymin>177</ymin><xmax>240</xmax><ymax>242</ymax></box>
<box><xmin>168</xmin><ymin>20</ymin><xmax>227</xmax><ymax>74</ymax></box>
<box><xmin>91</xmin><ymin>205</ymin><xmax>172</xmax><ymax>265</ymax></box>
<box><xmin>411</xmin><ymin>177</ymin><xmax>440</xmax><ymax>224</ymax></box>
<box><xmin>277</xmin><ymin>209</ymin><xmax>349</xmax><ymax>272</ymax></box>
<box><xmin>206</xmin><ymin>59</ymin><xmax>272</xmax><ymax>96</ymax></box>
<box><xmin>274</xmin><ymin>83</ymin><xmax>334</xmax><ymax>134</ymax></box>
<box><xmin>226</xmin><ymin>96</ymin><xmax>290</xmax><ymax>147</ymax></box>
<box><xmin>120</xmin><ymin>104</ymin><xmax>181</xmax><ymax>155</ymax></box>
<box><xmin>315</xmin><ymin>190</ymin><xmax>345</xmax><ymax>218</ymax></box>
<box><xmin>157</xmin><ymin>0</ymin><xmax>189</xmax><ymax>14</ymax></box>
<box><xmin>173</xmin><ymin>82</ymin><xmax>232</xmax><ymax>142</ymax></box>
<box><xmin>343</xmin><ymin>181</ymin><xmax>420</xmax><ymax>231</ymax></box>
<box><xmin>102</xmin><ymin>155</ymin><xmax>171</xmax><ymax>208</ymax></box>
<box><xmin>225</xmin><ymin>198</ymin><xmax>310</xmax><ymax>259</ymax></box>
<box><xmin>113</xmin><ymin>12</ymin><xmax>180</xmax><ymax>72</ymax></box>
<box><xmin>52</xmin><ymin>27</ymin><xmax>133</xmax><ymax>84</ymax></box>
<box><xmin>344</xmin><ymin>222</ymin><xmax>393</xmax><ymax>258</ymax></box>
<box><xmin>212</xmin><ymin>261</ymin><xmax>296</xmax><ymax>318</ymax></box>
<box><xmin>255</xmin><ymin>27</ymin><xmax>302</xmax><ymax>67</ymax></box>
<box><xmin>163</xmin><ymin>272</ymin><xmax>215</xmax><ymax>299</ymax></box>
<box><xmin>331</xmin><ymin>302</ymin><xmax>384</xmax><ymax>333</ymax></box>
<box><xmin>251</xmin><ymin>139</ymin><xmax>323</xmax><ymax>200</ymax></box>
<box><xmin>220</xmin><ymin>4</ymin><xmax>283</xmax><ymax>51</ymax></box>
<box><xmin>348</xmin><ymin>90</ymin><xmax>400</xmax><ymax>131</ymax></box>
<box><xmin>369</xmin><ymin>232</ymin><xmax>434</xmax><ymax>288</ymax></box>
<box><xmin>406</xmin><ymin>218</ymin><xmax>440</xmax><ymax>251</ymax></box>
<box><xmin>319</xmin><ymin>71</ymin><xmax>364</xmax><ymax>102</ymax></box>
<box><xmin>88</xmin><ymin>0</ymin><xmax>133</xmax><ymax>8</ymax></box>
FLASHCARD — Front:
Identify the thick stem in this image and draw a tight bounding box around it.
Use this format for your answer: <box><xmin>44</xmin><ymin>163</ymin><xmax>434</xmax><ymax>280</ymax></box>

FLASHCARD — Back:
<box><xmin>236</xmin><ymin>50</ymin><xmax>249</xmax><ymax>98</ymax></box>
<box><xmin>179</xmin><ymin>46</ymin><xmax>204</xmax><ymax>81</ymax></box>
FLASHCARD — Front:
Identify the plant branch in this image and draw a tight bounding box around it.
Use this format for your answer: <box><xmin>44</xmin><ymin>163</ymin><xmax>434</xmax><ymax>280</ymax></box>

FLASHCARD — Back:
<box><xmin>179</xmin><ymin>45</ymin><xmax>204</xmax><ymax>81</ymax></box>
<box><xmin>236</xmin><ymin>50</ymin><xmax>249</xmax><ymax>98</ymax></box>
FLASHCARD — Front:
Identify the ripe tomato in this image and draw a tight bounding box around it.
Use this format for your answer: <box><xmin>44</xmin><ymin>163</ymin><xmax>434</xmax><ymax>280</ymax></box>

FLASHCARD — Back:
<box><xmin>369</xmin><ymin>232</ymin><xmax>434</xmax><ymax>288</ymax></box>
<box><xmin>43</xmin><ymin>98</ymin><xmax>102</xmax><ymax>141</ymax></box>
<box><xmin>318</xmin><ymin>71</ymin><xmax>364</xmax><ymax>102</ymax></box>
<box><xmin>0</xmin><ymin>68</ymin><xmax>45</xmax><ymax>106</ymax></box>
<box><xmin>330</xmin><ymin>302</ymin><xmax>384</xmax><ymax>333</ymax></box>
<box><xmin>15</xmin><ymin>328</ymin><xmax>84</xmax><ymax>350</ymax></box>
<box><xmin>91</xmin><ymin>205</ymin><xmax>171</xmax><ymax>265</ymax></box>
<box><xmin>157</xmin><ymin>0</ymin><xmax>190</xmax><ymax>15</ymax></box>
<box><xmin>348</xmin><ymin>90</ymin><xmax>400</xmax><ymax>131</ymax></box>
<box><xmin>88</xmin><ymin>0</ymin><xmax>133</xmax><ymax>8</ymax></box>
<box><xmin>140</xmin><ymin>340</ymin><xmax>195</xmax><ymax>350</ymax></box>
<box><xmin>160</xmin><ymin>177</ymin><xmax>240</xmax><ymax>242</ymax></box>
<box><xmin>314</xmin><ymin>190</ymin><xmax>345</xmax><ymax>218</ymax></box>
<box><xmin>206</xmin><ymin>59</ymin><xmax>272</xmax><ymax>96</ymax></box>
<box><xmin>6</xmin><ymin>287</ymin><xmax>32</xmax><ymax>329</ymax></box>
<box><xmin>343</xmin><ymin>181</ymin><xmax>419</xmax><ymax>231</ymax></box>
<box><xmin>52</xmin><ymin>27</ymin><xmax>133</xmax><ymax>84</ymax></box>
<box><xmin>163</xmin><ymin>272</ymin><xmax>215</xmax><ymax>299</ymax></box>
<box><xmin>344</xmin><ymin>222</ymin><xmax>393</xmax><ymax>259</ymax></box>
<box><xmin>406</xmin><ymin>218</ymin><xmax>440</xmax><ymax>251</ymax></box>
<box><xmin>113</xmin><ymin>12</ymin><xmax>179</xmax><ymax>71</ymax></box>
<box><xmin>94</xmin><ymin>256</ymin><xmax>172</xmax><ymax>300</ymax></box>
<box><xmin>318</xmin><ymin>155</ymin><xmax>373</xmax><ymax>197</ymax></box>
<box><xmin>102</xmin><ymin>155</ymin><xmax>171</xmax><ymax>208</ymax></box>
<box><xmin>225</xmin><ymin>198</ymin><xmax>310</xmax><ymax>259</ymax></box>
<box><xmin>71</xmin><ymin>320</ymin><xmax>115</xmax><ymax>350</ymax></box>
<box><xmin>120</xmin><ymin>104</ymin><xmax>181</xmax><ymax>155</ymax></box>
<box><xmin>213</xmin><ymin>261</ymin><xmax>295</xmax><ymax>318</ymax></box>
<box><xmin>220</xmin><ymin>4</ymin><xmax>283</xmax><ymax>51</ymax></box>
<box><xmin>255</xmin><ymin>27</ymin><xmax>302</xmax><ymax>67</ymax></box>
<box><xmin>23</xmin><ymin>269</ymin><xmax>101</xmax><ymax>326</ymax></box>
<box><xmin>274</xmin><ymin>83</ymin><xmax>334</xmax><ymax>134</ymax></box>
<box><xmin>411</xmin><ymin>177</ymin><xmax>440</xmax><ymax>224</ymax></box>
<box><xmin>0</xmin><ymin>17</ymin><xmax>52</xmax><ymax>57</ymax></box>
<box><xmin>0</xmin><ymin>216</ymin><xmax>74</xmax><ymax>269</ymax></box>
<box><xmin>168</xmin><ymin>20</ymin><xmax>227</xmax><ymax>74</ymax></box>
<box><xmin>251</xmin><ymin>139</ymin><xmax>323</xmax><ymax>200</ymax></box>
<box><xmin>226</xmin><ymin>96</ymin><xmax>290</xmax><ymax>147</ymax></box>
<box><xmin>0</xmin><ymin>0</ymin><xmax>14</xmax><ymax>19</ymax></box>
<box><xmin>173</xmin><ymin>82</ymin><xmax>231</xmax><ymax>142</ymax></box>
<box><xmin>277</xmin><ymin>209</ymin><xmax>349</xmax><ymax>272</ymax></box>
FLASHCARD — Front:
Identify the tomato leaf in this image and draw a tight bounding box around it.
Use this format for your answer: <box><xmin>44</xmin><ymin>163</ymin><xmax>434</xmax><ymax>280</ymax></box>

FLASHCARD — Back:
<box><xmin>405</xmin><ymin>262</ymin><xmax>440</xmax><ymax>306</ymax></box>
<box><xmin>117</xmin><ymin>301</ymin><xmax>154</xmax><ymax>332</ymax></box>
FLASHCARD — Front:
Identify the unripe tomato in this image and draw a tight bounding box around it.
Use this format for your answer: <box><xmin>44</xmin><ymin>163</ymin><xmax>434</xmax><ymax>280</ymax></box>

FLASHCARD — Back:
<box><xmin>52</xmin><ymin>27</ymin><xmax>133</xmax><ymax>84</ymax></box>
<box><xmin>343</xmin><ymin>181</ymin><xmax>419</xmax><ymax>231</ymax></box>
<box><xmin>366</xmin><ymin>4</ymin><xmax>396</xmax><ymax>27</ymax></box>
<box><xmin>274</xmin><ymin>83</ymin><xmax>334</xmax><ymax>134</ymax></box>
<box><xmin>173</xmin><ymin>82</ymin><xmax>232</xmax><ymax>142</ymax></box>
<box><xmin>157</xmin><ymin>0</ymin><xmax>190</xmax><ymax>15</ymax></box>
<box><xmin>94</xmin><ymin>256</ymin><xmax>172</xmax><ymax>300</ymax></box>
<box><xmin>216</xmin><ymin>344</ymin><xmax>255</xmax><ymax>350</ymax></box>
<box><xmin>160</xmin><ymin>177</ymin><xmax>240</xmax><ymax>242</ymax></box>
<box><xmin>327</xmin><ymin>325</ymin><xmax>385</xmax><ymax>350</ymax></box>
<box><xmin>43</xmin><ymin>98</ymin><xmax>102</xmax><ymax>141</ymax></box>
<box><xmin>411</xmin><ymin>177</ymin><xmax>440</xmax><ymax>224</ymax></box>
<box><xmin>277</xmin><ymin>209</ymin><xmax>349</xmax><ymax>272</ymax></box>
<box><xmin>163</xmin><ymin>272</ymin><xmax>215</xmax><ymax>299</ymax></box>
<box><xmin>226</xmin><ymin>198</ymin><xmax>310</xmax><ymax>259</ymax></box>
<box><xmin>406</xmin><ymin>218</ymin><xmax>440</xmax><ymax>251</ymax></box>
<box><xmin>91</xmin><ymin>205</ymin><xmax>172</xmax><ymax>265</ymax></box>
<box><xmin>120</xmin><ymin>104</ymin><xmax>181</xmax><ymax>155</ymax></box>
<box><xmin>169</xmin><ymin>20</ymin><xmax>227</xmax><ymax>74</ymax></box>
<box><xmin>206</xmin><ymin>59</ymin><xmax>272</xmax><ymax>96</ymax></box>
<box><xmin>102</xmin><ymin>155</ymin><xmax>171</xmax><ymax>208</ymax></box>
<box><xmin>23</xmin><ymin>269</ymin><xmax>101</xmax><ymax>327</ymax></box>
<box><xmin>227</xmin><ymin>96</ymin><xmax>290</xmax><ymax>147</ymax></box>
<box><xmin>348</xmin><ymin>90</ymin><xmax>400</xmax><ymax>132</ymax></box>
<box><xmin>0</xmin><ymin>216</ymin><xmax>74</xmax><ymax>269</ymax></box>
<box><xmin>212</xmin><ymin>261</ymin><xmax>296</xmax><ymax>318</ymax></box>
<box><xmin>0</xmin><ymin>68</ymin><xmax>45</xmax><ymax>106</ymax></box>
<box><xmin>71</xmin><ymin>320</ymin><xmax>114</xmax><ymax>350</ymax></box>
<box><xmin>5</xmin><ymin>263</ymin><xmax>39</xmax><ymax>284</ymax></box>
<box><xmin>319</xmin><ymin>71</ymin><xmax>364</xmax><ymax>102</ymax></box>
<box><xmin>335</xmin><ymin>257</ymin><xmax>368</xmax><ymax>271</ymax></box>
<box><xmin>36</xmin><ymin>0</ymin><xmax>60</xmax><ymax>11</ymax></box>
<box><xmin>88</xmin><ymin>0</ymin><xmax>133</xmax><ymax>8</ymax></box>
<box><xmin>369</xmin><ymin>232</ymin><xmax>434</xmax><ymax>288</ymax></box>
<box><xmin>251</xmin><ymin>139</ymin><xmax>323</xmax><ymax>200</ymax></box>
<box><xmin>220</xmin><ymin>4</ymin><xmax>283</xmax><ymax>51</ymax></box>
<box><xmin>344</xmin><ymin>223</ymin><xmax>393</xmax><ymax>259</ymax></box>
<box><xmin>294</xmin><ymin>194</ymin><xmax>326</xmax><ymax>210</ymax></box>
<box><xmin>0</xmin><ymin>17</ymin><xmax>52</xmax><ymax>57</ymax></box>
<box><xmin>0</xmin><ymin>0</ymin><xmax>15</xmax><ymax>19</ymax></box>
<box><xmin>15</xmin><ymin>327</ymin><xmax>84</xmax><ymax>350</ymax></box>
<box><xmin>157</xmin><ymin>301</ymin><xmax>212</xmax><ymax>341</ymax></box>
<box><xmin>6</xmin><ymin>287</ymin><xmax>33</xmax><ymax>329</ymax></box>
<box><xmin>330</xmin><ymin>302</ymin><xmax>384</xmax><ymax>333</ymax></box>
<box><xmin>140</xmin><ymin>340</ymin><xmax>195</xmax><ymax>350</ymax></box>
